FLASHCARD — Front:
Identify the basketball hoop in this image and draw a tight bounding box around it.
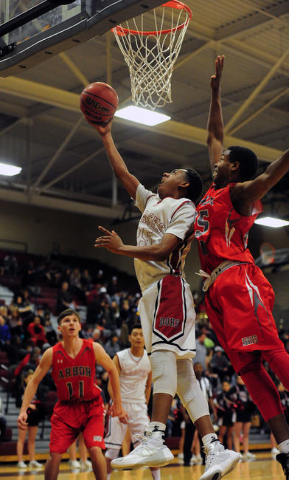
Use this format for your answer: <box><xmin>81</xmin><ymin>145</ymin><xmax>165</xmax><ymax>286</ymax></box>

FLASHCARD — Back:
<box><xmin>260</xmin><ymin>242</ymin><xmax>276</xmax><ymax>266</ymax></box>
<box><xmin>112</xmin><ymin>0</ymin><xmax>192</xmax><ymax>110</ymax></box>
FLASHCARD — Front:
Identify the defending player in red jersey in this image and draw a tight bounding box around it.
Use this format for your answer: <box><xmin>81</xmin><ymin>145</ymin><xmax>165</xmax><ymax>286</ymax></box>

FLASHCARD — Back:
<box><xmin>17</xmin><ymin>309</ymin><xmax>127</xmax><ymax>480</ymax></box>
<box><xmin>194</xmin><ymin>55</ymin><xmax>289</xmax><ymax>479</ymax></box>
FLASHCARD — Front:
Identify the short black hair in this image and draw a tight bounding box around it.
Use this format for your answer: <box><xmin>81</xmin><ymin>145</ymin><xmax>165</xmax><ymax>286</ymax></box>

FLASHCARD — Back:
<box><xmin>57</xmin><ymin>309</ymin><xmax>81</xmax><ymax>325</ymax></box>
<box><xmin>129</xmin><ymin>322</ymin><xmax>142</xmax><ymax>335</ymax></box>
<box><xmin>228</xmin><ymin>146</ymin><xmax>258</xmax><ymax>181</ymax></box>
<box><xmin>184</xmin><ymin>168</ymin><xmax>204</xmax><ymax>203</ymax></box>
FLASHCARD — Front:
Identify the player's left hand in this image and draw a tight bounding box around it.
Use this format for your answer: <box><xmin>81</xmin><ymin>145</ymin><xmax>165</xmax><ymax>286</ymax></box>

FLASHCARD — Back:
<box><xmin>110</xmin><ymin>403</ymin><xmax>129</xmax><ymax>424</ymax></box>
<box><xmin>94</xmin><ymin>226</ymin><xmax>124</xmax><ymax>253</ymax></box>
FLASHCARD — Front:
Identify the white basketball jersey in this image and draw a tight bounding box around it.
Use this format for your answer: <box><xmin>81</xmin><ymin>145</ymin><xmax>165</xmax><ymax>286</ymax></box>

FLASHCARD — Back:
<box><xmin>134</xmin><ymin>183</ymin><xmax>196</xmax><ymax>292</ymax></box>
<box><xmin>117</xmin><ymin>348</ymin><xmax>151</xmax><ymax>403</ymax></box>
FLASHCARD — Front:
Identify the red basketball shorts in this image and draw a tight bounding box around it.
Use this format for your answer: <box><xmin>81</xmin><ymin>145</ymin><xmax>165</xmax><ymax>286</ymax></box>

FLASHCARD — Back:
<box><xmin>205</xmin><ymin>263</ymin><xmax>284</xmax><ymax>373</ymax></box>
<box><xmin>49</xmin><ymin>396</ymin><xmax>105</xmax><ymax>454</ymax></box>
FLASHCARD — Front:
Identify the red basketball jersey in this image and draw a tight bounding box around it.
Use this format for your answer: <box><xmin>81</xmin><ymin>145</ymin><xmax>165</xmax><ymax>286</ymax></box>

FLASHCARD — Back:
<box><xmin>51</xmin><ymin>339</ymin><xmax>102</xmax><ymax>401</ymax></box>
<box><xmin>194</xmin><ymin>183</ymin><xmax>263</xmax><ymax>274</ymax></box>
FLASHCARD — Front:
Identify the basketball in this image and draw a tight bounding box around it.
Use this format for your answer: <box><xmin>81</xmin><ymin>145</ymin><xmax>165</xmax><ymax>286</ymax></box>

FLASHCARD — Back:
<box><xmin>80</xmin><ymin>82</ymin><xmax>119</xmax><ymax>124</ymax></box>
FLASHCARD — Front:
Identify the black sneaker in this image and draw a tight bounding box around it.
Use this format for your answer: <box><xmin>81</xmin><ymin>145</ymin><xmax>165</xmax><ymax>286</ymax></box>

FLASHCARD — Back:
<box><xmin>276</xmin><ymin>453</ymin><xmax>289</xmax><ymax>480</ymax></box>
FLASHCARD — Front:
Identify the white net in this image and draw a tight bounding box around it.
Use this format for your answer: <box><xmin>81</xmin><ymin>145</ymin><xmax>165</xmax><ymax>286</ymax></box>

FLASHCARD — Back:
<box><xmin>112</xmin><ymin>1</ymin><xmax>192</xmax><ymax>110</ymax></box>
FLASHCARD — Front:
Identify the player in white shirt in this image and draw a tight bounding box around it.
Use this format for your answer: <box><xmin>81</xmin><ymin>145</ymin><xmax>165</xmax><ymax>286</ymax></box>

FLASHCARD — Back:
<box><xmin>105</xmin><ymin>323</ymin><xmax>160</xmax><ymax>480</ymax></box>
<box><xmin>93</xmin><ymin>120</ymin><xmax>240</xmax><ymax>480</ymax></box>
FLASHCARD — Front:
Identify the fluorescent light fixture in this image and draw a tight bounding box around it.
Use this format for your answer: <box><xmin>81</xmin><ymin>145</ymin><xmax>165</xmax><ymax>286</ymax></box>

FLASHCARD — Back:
<box><xmin>0</xmin><ymin>162</ymin><xmax>22</xmax><ymax>176</ymax></box>
<box><xmin>115</xmin><ymin>106</ymin><xmax>171</xmax><ymax>126</ymax></box>
<box><xmin>255</xmin><ymin>216</ymin><xmax>289</xmax><ymax>228</ymax></box>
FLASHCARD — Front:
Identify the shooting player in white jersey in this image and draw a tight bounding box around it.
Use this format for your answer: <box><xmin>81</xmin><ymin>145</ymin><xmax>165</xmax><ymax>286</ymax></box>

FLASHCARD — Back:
<box><xmin>105</xmin><ymin>323</ymin><xmax>160</xmax><ymax>480</ymax></box>
<box><xmin>93</xmin><ymin>119</ymin><xmax>240</xmax><ymax>480</ymax></box>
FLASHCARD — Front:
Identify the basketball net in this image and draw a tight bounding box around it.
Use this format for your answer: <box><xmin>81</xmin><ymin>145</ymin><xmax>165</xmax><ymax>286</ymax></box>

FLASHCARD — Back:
<box><xmin>112</xmin><ymin>0</ymin><xmax>192</xmax><ymax>110</ymax></box>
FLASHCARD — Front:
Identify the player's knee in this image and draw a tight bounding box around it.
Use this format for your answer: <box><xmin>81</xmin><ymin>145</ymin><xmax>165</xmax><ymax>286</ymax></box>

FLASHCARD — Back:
<box><xmin>177</xmin><ymin>359</ymin><xmax>209</xmax><ymax>421</ymax></box>
<box><xmin>105</xmin><ymin>448</ymin><xmax>120</xmax><ymax>460</ymax></box>
<box><xmin>150</xmin><ymin>350</ymin><xmax>177</xmax><ymax>396</ymax></box>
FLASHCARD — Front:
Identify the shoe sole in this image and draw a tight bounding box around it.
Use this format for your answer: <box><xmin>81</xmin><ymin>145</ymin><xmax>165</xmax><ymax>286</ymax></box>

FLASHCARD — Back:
<box><xmin>199</xmin><ymin>453</ymin><xmax>240</xmax><ymax>480</ymax></box>
<box><xmin>111</xmin><ymin>456</ymin><xmax>174</xmax><ymax>470</ymax></box>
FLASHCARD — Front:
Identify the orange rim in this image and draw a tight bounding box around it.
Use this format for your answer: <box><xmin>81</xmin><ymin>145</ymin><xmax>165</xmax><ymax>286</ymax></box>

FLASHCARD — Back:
<box><xmin>112</xmin><ymin>0</ymin><xmax>192</xmax><ymax>36</ymax></box>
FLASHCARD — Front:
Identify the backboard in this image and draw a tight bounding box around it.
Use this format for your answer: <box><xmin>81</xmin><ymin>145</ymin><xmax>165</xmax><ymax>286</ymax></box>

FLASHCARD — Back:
<box><xmin>0</xmin><ymin>0</ymin><xmax>165</xmax><ymax>77</ymax></box>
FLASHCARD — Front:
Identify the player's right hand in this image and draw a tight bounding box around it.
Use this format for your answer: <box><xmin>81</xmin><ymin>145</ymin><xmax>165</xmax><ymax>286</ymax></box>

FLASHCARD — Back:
<box><xmin>90</xmin><ymin>117</ymin><xmax>113</xmax><ymax>136</ymax></box>
<box><xmin>110</xmin><ymin>403</ymin><xmax>129</xmax><ymax>424</ymax></box>
<box><xmin>17</xmin><ymin>412</ymin><xmax>28</xmax><ymax>430</ymax></box>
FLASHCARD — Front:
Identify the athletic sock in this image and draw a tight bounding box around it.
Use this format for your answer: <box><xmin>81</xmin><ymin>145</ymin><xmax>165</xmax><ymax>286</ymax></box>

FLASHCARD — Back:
<box><xmin>107</xmin><ymin>474</ymin><xmax>111</xmax><ymax>480</ymax></box>
<box><xmin>278</xmin><ymin>439</ymin><xmax>289</xmax><ymax>454</ymax></box>
<box><xmin>202</xmin><ymin>433</ymin><xmax>219</xmax><ymax>448</ymax></box>
<box><xmin>146</xmin><ymin>421</ymin><xmax>166</xmax><ymax>434</ymax></box>
<box><xmin>150</xmin><ymin>468</ymin><xmax>161</xmax><ymax>480</ymax></box>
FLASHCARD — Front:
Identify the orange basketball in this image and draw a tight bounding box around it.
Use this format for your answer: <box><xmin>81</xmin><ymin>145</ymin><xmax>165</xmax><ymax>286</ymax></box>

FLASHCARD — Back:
<box><xmin>80</xmin><ymin>82</ymin><xmax>119</xmax><ymax>124</ymax></box>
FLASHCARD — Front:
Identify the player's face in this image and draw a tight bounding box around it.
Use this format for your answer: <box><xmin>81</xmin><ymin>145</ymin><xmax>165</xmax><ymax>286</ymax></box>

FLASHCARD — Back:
<box><xmin>193</xmin><ymin>363</ymin><xmax>203</xmax><ymax>379</ymax></box>
<box><xmin>129</xmin><ymin>328</ymin><xmax>145</xmax><ymax>348</ymax></box>
<box><xmin>58</xmin><ymin>314</ymin><xmax>81</xmax><ymax>338</ymax></box>
<box><xmin>212</xmin><ymin>151</ymin><xmax>232</xmax><ymax>186</ymax></box>
<box><xmin>157</xmin><ymin>169</ymin><xmax>188</xmax><ymax>198</ymax></box>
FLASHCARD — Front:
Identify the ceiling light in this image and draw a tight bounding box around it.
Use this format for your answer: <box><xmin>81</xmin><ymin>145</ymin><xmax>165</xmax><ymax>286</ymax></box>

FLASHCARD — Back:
<box><xmin>255</xmin><ymin>216</ymin><xmax>289</xmax><ymax>228</ymax></box>
<box><xmin>115</xmin><ymin>106</ymin><xmax>171</xmax><ymax>126</ymax></box>
<box><xmin>0</xmin><ymin>162</ymin><xmax>22</xmax><ymax>177</ymax></box>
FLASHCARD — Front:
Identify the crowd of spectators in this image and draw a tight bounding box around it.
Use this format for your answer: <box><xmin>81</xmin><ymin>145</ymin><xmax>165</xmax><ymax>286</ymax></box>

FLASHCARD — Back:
<box><xmin>0</xmin><ymin>249</ymin><xmax>289</xmax><ymax>463</ymax></box>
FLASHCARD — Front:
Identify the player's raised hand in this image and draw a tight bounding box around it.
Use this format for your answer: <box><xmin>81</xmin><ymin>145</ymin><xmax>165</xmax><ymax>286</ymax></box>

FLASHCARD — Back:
<box><xmin>94</xmin><ymin>226</ymin><xmax>124</xmax><ymax>254</ymax></box>
<box><xmin>90</xmin><ymin>118</ymin><xmax>113</xmax><ymax>136</ymax></box>
<box><xmin>17</xmin><ymin>411</ymin><xmax>28</xmax><ymax>430</ymax></box>
<box><xmin>210</xmin><ymin>55</ymin><xmax>224</xmax><ymax>92</ymax></box>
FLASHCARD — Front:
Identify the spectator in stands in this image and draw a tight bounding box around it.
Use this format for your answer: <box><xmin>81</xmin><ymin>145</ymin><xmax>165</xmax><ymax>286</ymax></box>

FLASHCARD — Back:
<box><xmin>8</xmin><ymin>306</ymin><xmax>23</xmax><ymax>337</ymax></box>
<box><xmin>104</xmin><ymin>332</ymin><xmax>120</xmax><ymax>358</ymax></box>
<box><xmin>27</xmin><ymin>316</ymin><xmax>47</xmax><ymax>347</ymax></box>
<box><xmin>3</xmin><ymin>252</ymin><xmax>18</xmax><ymax>275</ymax></box>
<box><xmin>16</xmin><ymin>370</ymin><xmax>43</xmax><ymax>469</ymax></box>
<box><xmin>229</xmin><ymin>376</ymin><xmax>256</xmax><ymax>461</ymax></box>
<box><xmin>56</xmin><ymin>282</ymin><xmax>76</xmax><ymax>314</ymax></box>
<box><xmin>210</xmin><ymin>346</ymin><xmax>231</xmax><ymax>382</ymax></box>
<box><xmin>215</xmin><ymin>380</ymin><xmax>235</xmax><ymax>450</ymax></box>
<box><xmin>11</xmin><ymin>294</ymin><xmax>33</xmax><ymax>326</ymax></box>
<box><xmin>194</xmin><ymin>330</ymin><xmax>208</xmax><ymax>371</ymax></box>
<box><xmin>0</xmin><ymin>396</ymin><xmax>7</xmax><ymax>443</ymax></box>
<box><xmin>0</xmin><ymin>315</ymin><xmax>11</xmax><ymax>349</ymax></box>
<box><xmin>7</xmin><ymin>335</ymin><xmax>28</xmax><ymax>365</ymax></box>
<box><xmin>92</xmin><ymin>328</ymin><xmax>103</xmax><ymax>347</ymax></box>
<box><xmin>81</xmin><ymin>269</ymin><xmax>92</xmax><ymax>289</ymax></box>
<box><xmin>14</xmin><ymin>347</ymin><xmax>41</xmax><ymax>382</ymax></box>
<box><xmin>44</xmin><ymin>312</ymin><xmax>58</xmax><ymax>346</ymax></box>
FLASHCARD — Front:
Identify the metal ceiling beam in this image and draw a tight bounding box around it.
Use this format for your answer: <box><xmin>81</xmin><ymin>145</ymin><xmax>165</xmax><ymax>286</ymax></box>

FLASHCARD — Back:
<box><xmin>228</xmin><ymin>86</ymin><xmax>289</xmax><ymax>136</ymax></box>
<box><xmin>224</xmin><ymin>46</ymin><xmax>289</xmax><ymax>134</ymax></box>
<box><xmin>59</xmin><ymin>52</ymin><xmax>90</xmax><ymax>88</ymax></box>
<box><xmin>33</xmin><ymin>115</ymin><xmax>84</xmax><ymax>189</ymax></box>
<box><xmin>0</xmin><ymin>188</ymin><xmax>122</xmax><ymax>219</ymax></box>
<box><xmin>0</xmin><ymin>76</ymin><xmax>283</xmax><ymax>163</ymax></box>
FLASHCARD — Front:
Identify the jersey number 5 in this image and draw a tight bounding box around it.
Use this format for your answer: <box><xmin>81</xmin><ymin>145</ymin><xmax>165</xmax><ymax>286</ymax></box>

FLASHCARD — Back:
<box><xmin>195</xmin><ymin>209</ymin><xmax>209</xmax><ymax>255</ymax></box>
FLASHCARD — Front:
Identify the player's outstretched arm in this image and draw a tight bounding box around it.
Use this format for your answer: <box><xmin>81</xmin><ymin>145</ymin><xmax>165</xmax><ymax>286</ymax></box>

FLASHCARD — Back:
<box><xmin>92</xmin><ymin>120</ymin><xmax>139</xmax><ymax>200</ymax></box>
<box><xmin>17</xmin><ymin>348</ymin><xmax>53</xmax><ymax>430</ymax></box>
<box><xmin>207</xmin><ymin>55</ymin><xmax>225</xmax><ymax>173</ymax></box>
<box><xmin>232</xmin><ymin>149</ymin><xmax>289</xmax><ymax>207</ymax></box>
<box><xmin>93</xmin><ymin>343</ymin><xmax>128</xmax><ymax>423</ymax></box>
<box><xmin>95</xmin><ymin>227</ymin><xmax>180</xmax><ymax>262</ymax></box>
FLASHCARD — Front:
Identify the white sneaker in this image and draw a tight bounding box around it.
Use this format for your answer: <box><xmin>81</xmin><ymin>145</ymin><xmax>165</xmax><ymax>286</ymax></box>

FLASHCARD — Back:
<box><xmin>243</xmin><ymin>452</ymin><xmax>256</xmax><ymax>461</ymax></box>
<box><xmin>271</xmin><ymin>448</ymin><xmax>279</xmax><ymax>458</ymax></box>
<box><xmin>178</xmin><ymin>452</ymin><xmax>184</xmax><ymax>459</ymax></box>
<box><xmin>200</xmin><ymin>441</ymin><xmax>240</xmax><ymax>480</ymax></box>
<box><xmin>111</xmin><ymin>431</ymin><xmax>174</xmax><ymax>469</ymax></box>
<box><xmin>190</xmin><ymin>454</ymin><xmax>197</xmax><ymax>464</ymax></box>
<box><xmin>80</xmin><ymin>459</ymin><xmax>92</xmax><ymax>470</ymax></box>
<box><xmin>17</xmin><ymin>461</ymin><xmax>27</xmax><ymax>469</ymax></box>
<box><xmin>29</xmin><ymin>460</ymin><xmax>43</xmax><ymax>468</ymax></box>
<box><xmin>68</xmin><ymin>459</ymin><xmax>81</xmax><ymax>469</ymax></box>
